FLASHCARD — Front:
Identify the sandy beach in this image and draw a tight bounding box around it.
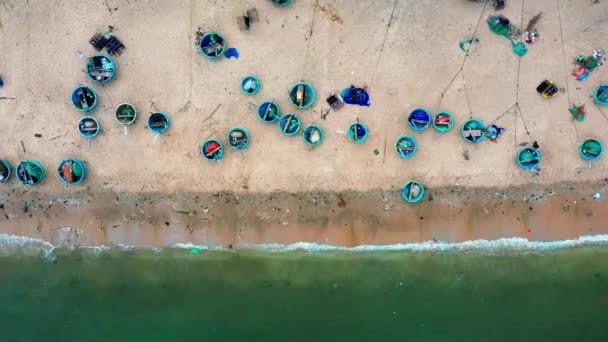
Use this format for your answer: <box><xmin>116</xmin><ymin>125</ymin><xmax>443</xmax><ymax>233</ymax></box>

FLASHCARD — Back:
<box><xmin>1</xmin><ymin>0</ymin><xmax>608</xmax><ymax>247</ymax></box>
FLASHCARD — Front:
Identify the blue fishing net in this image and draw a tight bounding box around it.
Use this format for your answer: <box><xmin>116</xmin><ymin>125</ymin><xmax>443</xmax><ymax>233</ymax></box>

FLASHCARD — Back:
<box><xmin>341</xmin><ymin>86</ymin><xmax>370</xmax><ymax>106</ymax></box>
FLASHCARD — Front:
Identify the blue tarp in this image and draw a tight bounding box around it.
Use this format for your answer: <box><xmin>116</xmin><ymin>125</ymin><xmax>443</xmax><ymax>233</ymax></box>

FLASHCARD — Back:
<box><xmin>341</xmin><ymin>86</ymin><xmax>370</xmax><ymax>106</ymax></box>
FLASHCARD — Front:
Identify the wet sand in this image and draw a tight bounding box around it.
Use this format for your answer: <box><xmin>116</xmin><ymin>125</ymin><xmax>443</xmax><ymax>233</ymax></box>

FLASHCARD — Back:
<box><xmin>1</xmin><ymin>179</ymin><xmax>607</xmax><ymax>248</ymax></box>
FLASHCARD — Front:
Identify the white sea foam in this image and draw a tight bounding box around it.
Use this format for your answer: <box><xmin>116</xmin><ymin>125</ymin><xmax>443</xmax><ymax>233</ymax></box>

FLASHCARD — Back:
<box><xmin>1</xmin><ymin>234</ymin><xmax>608</xmax><ymax>259</ymax></box>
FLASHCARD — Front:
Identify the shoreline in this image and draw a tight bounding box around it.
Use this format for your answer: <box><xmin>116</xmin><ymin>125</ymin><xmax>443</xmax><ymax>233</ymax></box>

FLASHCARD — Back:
<box><xmin>1</xmin><ymin>179</ymin><xmax>607</xmax><ymax>250</ymax></box>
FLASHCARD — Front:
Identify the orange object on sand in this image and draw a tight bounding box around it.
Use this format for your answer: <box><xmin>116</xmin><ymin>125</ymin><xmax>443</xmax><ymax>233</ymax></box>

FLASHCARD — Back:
<box><xmin>61</xmin><ymin>162</ymin><xmax>74</xmax><ymax>183</ymax></box>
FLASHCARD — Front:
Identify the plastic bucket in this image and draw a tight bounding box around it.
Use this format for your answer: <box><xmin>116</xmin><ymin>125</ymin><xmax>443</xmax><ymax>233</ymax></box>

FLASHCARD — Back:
<box><xmin>347</xmin><ymin>122</ymin><xmax>368</xmax><ymax>143</ymax></box>
<box><xmin>86</xmin><ymin>54</ymin><xmax>115</xmax><ymax>83</ymax></box>
<box><xmin>516</xmin><ymin>147</ymin><xmax>541</xmax><ymax>169</ymax></box>
<box><xmin>394</xmin><ymin>135</ymin><xmax>417</xmax><ymax>158</ymax></box>
<box><xmin>227</xmin><ymin>127</ymin><xmax>250</xmax><ymax>150</ymax></box>
<box><xmin>289</xmin><ymin>82</ymin><xmax>315</xmax><ymax>109</ymax></box>
<box><xmin>241</xmin><ymin>76</ymin><xmax>260</xmax><ymax>95</ymax></box>
<box><xmin>579</xmin><ymin>138</ymin><xmax>604</xmax><ymax>161</ymax></box>
<box><xmin>199</xmin><ymin>32</ymin><xmax>226</xmax><ymax>59</ymax></box>
<box><xmin>402</xmin><ymin>180</ymin><xmax>425</xmax><ymax>203</ymax></box>
<box><xmin>114</xmin><ymin>103</ymin><xmax>137</xmax><ymax>125</ymax></box>
<box><xmin>302</xmin><ymin>124</ymin><xmax>324</xmax><ymax>146</ymax></box>
<box><xmin>201</xmin><ymin>139</ymin><xmax>224</xmax><ymax>161</ymax></box>
<box><xmin>257</xmin><ymin>101</ymin><xmax>280</xmax><ymax>123</ymax></box>
<box><xmin>16</xmin><ymin>160</ymin><xmax>45</xmax><ymax>187</ymax></box>
<box><xmin>278</xmin><ymin>114</ymin><xmax>301</xmax><ymax>136</ymax></box>
<box><xmin>593</xmin><ymin>84</ymin><xmax>608</xmax><ymax>105</ymax></box>
<box><xmin>78</xmin><ymin>116</ymin><xmax>101</xmax><ymax>138</ymax></box>
<box><xmin>148</xmin><ymin>112</ymin><xmax>170</xmax><ymax>134</ymax></box>
<box><xmin>461</xmin><ymin>118</ymin><xmax>485</xmax><ymax>143</ymax></box>
<box><xmin>0</xmin><ymin>160</ymin><xmax>11</xmax><ymax>183</ymax></box>
<box><xmin>433</xmin><ymin>111</ymin><xmax>454</xmax><ymax>132</ymax></box>
<box><xmin>270</xmin><ymin>0</ymin><xmax>292</xmax><ymax>6</ymax></box>
<box><xmin>71</xmin><ymin>85</ymin><xmax>98</xmax><ymax>112</ymax></box>
<box><xmin>57</xmin><ymin>158</ymin><xmax>87</xmax><ymax>185</ymax></box>
<box><xmin>407</xmin><ymin>108</ymin><xmax>431</xmax><ymax>131</ymax></box>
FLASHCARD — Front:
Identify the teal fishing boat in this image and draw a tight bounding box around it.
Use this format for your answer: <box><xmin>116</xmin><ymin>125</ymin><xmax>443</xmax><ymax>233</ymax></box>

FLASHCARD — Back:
<box><xmin>270</xmin><ymin>0</ymin><xmax>292</xmax><ymax>6</ymax></box>
<box><xmin>86</xmin><ymin>54</ymin><xmax>115</xmax><ymax>83</ymax></box>
<box><xmin>78</xmin><ymin>116</ymin><xmax>101</xmax><ymax>138</ymax></box>
<box><xmin>302</xmin><ymin>124</ymin><xmax>324</xmax><ymax>146</ymax></box>
<box><xmin>257</xmin><ymin>101</ymin><xmax>280</xmax><ymax>123</ymax></box>
<box><xmin>114</xmin><ymin>103</ymin><xmax>137</xmax><ymax>125</ymax></box>
<box><xmin>516</xmin><ymin>147</ymin><xmax>541</xmax><ymax>170</ymax></box>
<box><xmin>347</xmin><ymin>122</ymin><xmax>368</xmax><ymax>143</ymax></box>
<box><xmin>289</xmin><ymin>82</ymin><xmax>315</xmax><ymax>109</ymax></box>
<box><xmin>433</xmin><ymin>111</ymin><xmax>454</xmax><ymax>132</ymax></box>
<box><xmin>16</xmin><ymin>160</ymin><xmax>45</xmax><ymax>187</ymax></box>
<box><xmin>199</xmin><ymin>32</ymin><xmax>226</xmax><ymax>59</ymax></box>
<box><xmin>593</xmin><ymin>84</ymin><xmax>608</xmax><ymax>105</ymax></box>
<box><xmin>0</xmin><ymin>160</ymin><xmax>11</xmax><ymax>183</ymax></box>
<box><xmin>57</xmin><ymin>158</ymin><xmax>87</xmax><ymax>185</ymax></box>
<box><xmin>579</xmin><ymin>138</ymin><xmax>603</xmax><ymax>161</ymax></box>
<box><xmin>147</xmin><ymin>112</ymin><xmax>170</xmax><ymax>134</ymax></box>
<box><xmin>394</xmin><ymin>135</ymin><xmax>417</xmax><ymax>158</ymax></box>
<box><xmin>227</xmin><ymin>127</ymin><xmax>250</xmax><ymax>150</ymax></box>
<box><xmin>70</xmin><ymin>85</ymin><xmax>97</xmax><ymax>112</ymax></box>
<box><xmin>408</xmin><ymin>108</ymin><xmax>431</xmax><ymax>131</ymax></box>
<box><xmin>278</xmin><ymin>114</ymin><xmax>301</xmax><ymax>136</ymax></box>
<box><xmin>201</xmin><ymin>139</ymin><xmax>224</xmax><ymax>161</ymax></box>
<box><xmin>461</xmin><ymin>118</ymin><xmax>485</xmax><ymax>143</ymax></box>
<box><xmin>402</xmin><ymin>180</ymin><xmax>425</xmax><ymax>203</ymax></box>
<box><xmin>241</xmin><ymin>76</ymin><xmax>260</xmax><ymax>95</ymax></box>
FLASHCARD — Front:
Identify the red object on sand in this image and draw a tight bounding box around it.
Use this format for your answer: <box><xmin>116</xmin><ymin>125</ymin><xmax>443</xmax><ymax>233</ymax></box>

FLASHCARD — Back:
<box><xmin>61</xmin><ymin>162</ymin><xmax>74</xmax><ymax>182</ymax></box>
<box><xmin>435</xmin><ymin>116</ymin><xmax>451</xmax><ymax>124</ymax></box>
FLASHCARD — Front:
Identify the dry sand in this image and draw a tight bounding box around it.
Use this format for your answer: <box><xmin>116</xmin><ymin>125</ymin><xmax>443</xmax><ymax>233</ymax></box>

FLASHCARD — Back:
<box><xmin>0</xmin><ymin>0</ymin><xmax>608</xmax><ymax>247</ymax></box>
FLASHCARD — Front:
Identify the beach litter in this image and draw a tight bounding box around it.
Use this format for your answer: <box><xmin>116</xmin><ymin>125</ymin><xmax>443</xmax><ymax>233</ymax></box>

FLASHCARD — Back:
<box><xmin>341</xmin><ymin>85</ymin><xmax>370</xmax><ymax>106</ymax></box>
<box><xmin>536</xmin><ymin>80</ymin><xmax>559</xmax><ymax>99</ymax></box>
<box><xmin>593</xmin><ymin>193</ymin><xmax>602</xmax><ymax>200</ymax></box>
<box><xmin>0</xmin><ymin>75</ymin><xmax>4</xmax><ymax>88</ymax></box>
<box><xmin>573</xmin><ymin>49</ymin><xmax>604</xmax><ymax>81</ymax></box>
<box><xmin>569</xmin><ymin>104</ymin><xmax>586</xmax><ymax>121</ymax></box>
<box><xmin>459</xmin><ymin>37</ymin><xmax>479</xmax><ymax>53</ymax></box>
<box><xmin>89</xmin><ymin>27</ymin><xmax>126</xmax><ymax>56</ymax></box>
<box><xmin>225</xmin><ymin>47</ymin><xmax>240</xmax><ymax>59</ymax></box>
<box><xmin>236</xmin><ymin>7</ymin><xmax>259</xmax><ymax>31</ymax></box>
<box><xmin>523</xmin><ymin>12</ymin><xmax>542</xmax><ymax>45</ymax></box>
<box><xmin>326</xmin><ymin>91</ymin><xmax>344</xmax><ymax>111</ymax></box>
<box><xmin>486</xmin><ymin>124</ymin><xmax>505</xmax><ymax>142</ymax></box>
<box><xmin>487</xmin><ymin>15</ymin><xmax>527</xmax><ymax>56</ymax></box>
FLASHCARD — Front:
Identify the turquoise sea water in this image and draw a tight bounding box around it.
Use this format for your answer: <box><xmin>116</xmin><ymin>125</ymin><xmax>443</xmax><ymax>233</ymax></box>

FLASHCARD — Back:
<box><xmin>0</xmin><ymin>245</ymin><xmax>607</xmax><ymax>341</ymax></box>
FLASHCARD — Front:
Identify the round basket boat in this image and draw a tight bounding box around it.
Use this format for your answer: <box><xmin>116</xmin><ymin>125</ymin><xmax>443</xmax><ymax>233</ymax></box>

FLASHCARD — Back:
<box><xmin>347</xmin><ymin>122</ymin><xmax>368</xmax><ymax>143</ymax></box>
<box><xmin>270</xmin><ymin>0</ymin><xmax>292</xmax><ymax>6</ymax></box>
<box><xmin>199</xmin><ymin>32</ymin><xmax>226</xmax><ymax>59</ymax></box>
<box><xmin>114</xmin><ymin>103</ymin><xmax>137</xmax><ymax>125</ymax></box>
<box><xmin>201</xmin><ymin>139</ymin><xmax>224</xmax><ymax>161</ymax></box>
<box><xmin>394</xmin><ymin>135</ymin><xmax>417</xmax><ymax>159</ymax></box>
<box><xmin>593</xmin><ymin>84</ymin><xmax>608</xmax><ymax>105</ymax></box>
<box><xmin>57</xmin><ymin>158</ymin><xmax>87</xmax><ymax>185</ymax></box>
<box><xmin>579</xmin><ymin>138</ymin><xmax>604</xmax><ymax>161</ymax></box>
<box><xmin>257</xmin><ymin>101</ymin><xmax>280</xmax><ymax>123</ymax></box>
<box><xmin>289</xmin><ymin>82</ymin><xmax>315</xmax><ymax>109</ymax></box>
<box><xmin>227</xmin><ymin>127</ymin><xmax>250</xmax><ymax>150</ymax></box>
<box><xmin>278</xmin><ymin>114</ymin><xmax>301</xmax><ymax>136</ymax></box>
<box><xmin>402</xmin><ymin>180</ymin><xmax>425</xmax><ymax>203</ymax></box>
<box><xmin>241</xmin><ymin>76</ymin><xmax>260</xmax><ymax>95</ymax></box>
<box><xmin>86</xmin><ymin>54</ymin><xmax>115</xmax><ymax>83</ymax></box>
<box><xmin>461</xmin><ymin>118</ymin><xmax>485</xmax><ymax>143</ymax></box>
<box><xmin>78</xmin><ymin>116</ymin><xmax>101</xmax><ymax>138</ymax></box>
<box><xmin>71</xmin><ymin>85</ymin><xmax>97</xmax><ymax>112</ymax></box>
<box><xmin>433</xmin><ymin>111</ymin><xmax>454</xmax><ymax>132</ymax></box>
<box><xmin>302</xmin><ymin>124</ymin><xmax>324</xmax><ymax>146</ymax></box>
<box><xmin>0</xmin><ymin>160</ymin><xmax>11</xmax><ymax>183</ymax></box>
<box><xmin>147</xmin><ymin>112</ymin><xmax>170</xmax><ymax>134</ymax></box>
<box><xmin>16</xmin><ymin>160</ymin><xmax>45</xmax><ymax>187</ymax></box>
<box><xmin>407</xmin><ymin>108</ymin><xmax>431</xmax><ymax>131</ymax></box>
<box><xmin>516</xmin><ymin>147</ymin><xmax>541</xmax><ymax>170</ymax></box>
